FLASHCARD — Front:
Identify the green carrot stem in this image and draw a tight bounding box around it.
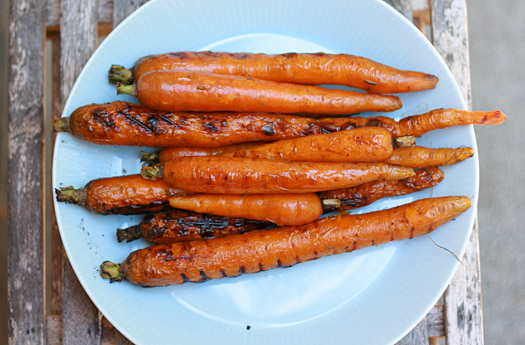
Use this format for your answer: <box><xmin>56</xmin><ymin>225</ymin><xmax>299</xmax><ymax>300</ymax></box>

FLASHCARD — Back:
<box><xmin>55</xmin><ymin>186</ymin><xmax>84</xmax><ymax>205</ymax></box>
<box><xmin>140</xmin><ymin>151</ymin><xmax>160</xmax><ymax>165</ymax></box>
<box><xmin>140</xmin><ymin>165</ymin><xmax>162</xmax><ymax>181</ymax></box>
<box><xmin>116</xmin><ymin>83</ymin><xmax>138</xmax><ymax>96</ymax></box>
<box><xmin>116</xmin><ymin>225</ymin><xmax>142</xmax><ymax>243</ymax></box>
<box><xmin>53</xmin><ymin>117</ymin><xmax>70</xmax><ymax>132</ymax></box>
<box><xmin>100</xmin><ymin>261</ymin><xmax>123</xmax><ymax>283</ymax></box>
<box><xmin>108</xmin><ymin>65</ymin><xmax>133</xmax><ymax>85</ymax></box>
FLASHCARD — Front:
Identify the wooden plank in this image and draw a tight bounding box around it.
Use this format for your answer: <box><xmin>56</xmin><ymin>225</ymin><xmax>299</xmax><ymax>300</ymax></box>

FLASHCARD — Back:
<box><xmin>60</xmin><ymin>0</ymin><xmax>101</xmax><ymax>343</ymax></box>
<box><xmin>427</xmin><ymin>304</ymin><xmax>445</xmax><ymax>337</ymax></box>
<box><xmin>384</xmin><ymin>0</ymin><xmax>413</xmax><ymax>22</ymax></box>
<box><xmin>431</xmin><ymin>0</ymin><xmax>472</xmax><ymax>106</ymax></box>
<box><xmin>431</xmin><ymin>2</ymin><xmax>483</xmax><ymax>344</ymax></box>
<box><xmin>113</xmin><ymin>0</ymin><xmax>149</xmax><ymax>28</ymax></box>
<box><xmin>396</xmin><ymin>316</ymin><xmax>429</xmax><ymax>345</ymax></box>
<box><xmin>50</xmin><ymin>32</ymin><xmax>65</xmax><ymax>317</ymax></box>
<box><xmin>46</xmin><ymin>314</ymin><xmax>62</xmax><ymax>345</ymax></box>
<box><xmin>46</xmin><ymin>0</ymin><xmax>113</xmax><ymax>27</ymax></box>
<box><xmin>7</xmin><ymin>0</ymin><xmax>46</xmax><ymax>344</ymax></box>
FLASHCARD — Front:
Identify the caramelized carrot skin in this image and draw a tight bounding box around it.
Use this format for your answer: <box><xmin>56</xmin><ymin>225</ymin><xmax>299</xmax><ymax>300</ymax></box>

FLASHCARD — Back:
<box><xmin>169</xmin><ymin>193</ymin><xmax>323</xmax><ymax>226</ymax></box>
<box><xmin>126</xmin><ymin>210</ymin><xmax>271</xmax><ymax>244</ymax></box>
<box><xmin>159</xmin><ymin>142</ymin><xmax>264</xmax><ymax>162</ymax></box>
<box><xmin>136</xmin><ymin>70</ymin><xmax>402</xmax><ymax>114</ymax></box>
<box><xmin>386</xmin><ymin>147</ymin><xmax>474</xmax><ymax>168</ymax></box>
<box><xmin>84</xmin><ymin>175</ymin><xmax>185</xmax><ymax>214</ymax></box>
<box><xmin>120</xmin><ymin>196</ymin><xmax>471</xmax><ymax>286</ymax></box>
<box><xmin>397</xmin><ymin>109</ymin><xmax>506</xmax><ymax>137</ymax></box>
<box><xmin>63</xmin><ymin>102</ymin><xmax>505</xmax><ymax>147</ymax></box>
<box><xmin>133</xmin><ymin>51</ymin><xmax>439</xmax><ymax>93</ymax></box>
<box><xmin>319</xmin><ymin>168</ymin><xmax>444</xmax><ymax>211</ymax></box>
<box><xmin>67</xmin><ymin>101</ymin><xmax>378</xmax><ymax>147</ymax></box>
<box><xmin>226</xmin><ymin>127</ymin><xmax>394</xmax><ymax>163</ymax></box>
<box><xmin>161</xmin><ymin>156</ymin><xmax>415</xmax><ymax>194</ymax></box>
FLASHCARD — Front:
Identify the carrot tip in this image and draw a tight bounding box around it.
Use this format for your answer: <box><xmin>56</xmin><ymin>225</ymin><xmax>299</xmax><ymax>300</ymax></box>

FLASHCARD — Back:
<box><xmin>483</xmin><ymin>111</ymin><xmax>507</xmax><ymax>125</ymax></box>
<box><xmin>100</xmin><ymin>261</ymin><xmax>122</xmax><ymax>283</ymax></box>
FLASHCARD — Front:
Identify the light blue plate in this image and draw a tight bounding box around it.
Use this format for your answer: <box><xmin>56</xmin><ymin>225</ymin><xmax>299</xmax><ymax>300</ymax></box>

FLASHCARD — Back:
<box><xmin>53</xmin><ymin>0</ymin><xmax>477</xmax><ymax>344</ymax></box>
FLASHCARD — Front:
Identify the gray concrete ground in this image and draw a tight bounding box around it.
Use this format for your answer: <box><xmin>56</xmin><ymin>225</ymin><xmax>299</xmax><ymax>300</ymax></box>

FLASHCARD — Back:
<box><xmin>468</xmin><ymin>1</ymin><xmax>525</xmax><ymax>343</ymax></box>
<box><xmin>0</xmin><ymin>1</ymin><xmax>523</xmax><ymax>344</ymax></box>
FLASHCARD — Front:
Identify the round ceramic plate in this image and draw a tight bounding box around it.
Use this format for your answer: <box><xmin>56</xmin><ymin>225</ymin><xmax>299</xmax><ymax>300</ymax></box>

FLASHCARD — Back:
<box><xmin>53</xmin><ymin>0</ymin><xmax>478</xmax><ymax>344</ymax></box>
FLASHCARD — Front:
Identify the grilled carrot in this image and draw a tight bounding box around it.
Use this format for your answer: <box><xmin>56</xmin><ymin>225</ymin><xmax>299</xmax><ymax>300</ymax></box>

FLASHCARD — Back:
<box><xmin>54</xmin><ymin>102</ymin><xmax>506</xmax><ymax>147</ymax></box>
<box><xmin>55</xmin><ymin>174</ymin><xmax>186</xmax><ymax>215</ymax></box>
<box><xmin>101</xmin><ymin>196</ymin><xmax>471</xmax><ymax>286</ymax></box>
<box><xmin>109</xmin><ymin>51</ymin><xmax>439</xmax><ymax>93</ymax></box>
<box><xmin>168</xmin><ymin>193</ymin><xmax>338</xmax><ymax>226</ymax></box>
<box><xmin>223</xmin><ymin>128</ymin><xmax>397</xmax><ymax>163</ymax></box>
<box><xmin>386</xmin><ymin>147</ymin><xmax>474</xmax><ymax>168</ymax></box>
<box><xmin>117</xmin><ymin>210</ymin><xmax>272</xmax><ymax>244</ymax></box>
<box><xmin>319</xmin><ymin>168</ymin><xmax>444</xmax><ymax>212</ymax></box>
<box><xmin>117</xmin><ymin>70</ymin><xmax>402</xmax><ymax>114</ymax></box>
<box><xmin>148</xmin><ymin>142</ymin><xmax>265</xmax><ymax>164</ymax></box>
<box><xmin>54</xmin><ymin>101</ymin><xmax>378</xmax><ymax>147</ymax></box>
<box><xmin>142</xmin><ymin>156</ymin><xmax>415</xmax><ymax>194</ymax></box>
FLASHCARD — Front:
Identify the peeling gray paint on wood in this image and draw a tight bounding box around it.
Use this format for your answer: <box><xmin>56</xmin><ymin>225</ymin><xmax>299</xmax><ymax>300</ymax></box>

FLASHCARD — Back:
<box><xmin>7</xmin><ymin>0</ymin><xmax>46</xmax><ymax>344</ymax></box>
<box><xmin>60</xmin><ymin>0</ymin><xmax>102</xmax><ymax>343</ymax></box>
<box><xmin>47</xmin><ymin>0</ymin><xmax>114</xmax><ymax>27</ymax></box>
<box><xmin>431</xmin><ymin>0</ymin><xmax>472</xmax><ymax>107</ymax></box>
<box><xmin>113</xmin><ymin>0</ymin><xmax>149</xmax><ymax>28</ymax></box>
<box><xmin>431</xmin><ymin>1</ymin><xmax>483</xmax><ymax>344</ymax></box>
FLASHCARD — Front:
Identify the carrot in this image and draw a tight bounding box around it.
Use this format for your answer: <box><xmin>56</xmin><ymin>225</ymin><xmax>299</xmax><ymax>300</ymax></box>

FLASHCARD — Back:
<box><xmin>117</xmin><ymin>70</ymin><xmax>402</xmax><ymax>114</ymax></box>
<box><xmin>144</xmin><ymin>142</ymin><xmax>266</xmax><ymax>164</ymax></box>
<box><xmin>100</xmin><ymin>196</ymin><xmax>471</xmax><ymax>286</ymax></box>
<box><xmin>141</xmin><ymin>156</ymin><xmax>416</xmax><ymax>194</ymax></box>
<box><xmin>320</xmin><ymin>168</ymin><xmax>444</xmax><ymax>212</ymax></box>
<box><xmin>223</xmin><ymin>127</ymin><xmax>398</xmax><ymax>163</ymax></box>
<box><xmin>386</xmin><ymin>146</ymin><xmax>474</xmax><ymax>168</ymax></box>
<box><xmin>54</xmin><ymin>102</ymin><xmax>505</xmax><ymax>147</ymax></box>
<box><xmin>117</xmin><ymin>210</ymin><xmax>272</xmax><ymax>244</ymax></box>
<box><xmin>55</xmin><ymin>174</ymin><xmax>186</xmax><ymax>215</ymax></box>
<box><xmin>109</xmin><ymin>51</ymin><xmax>439</xmax><ymax>93</ymax></box>
<box><xmin>168</xmin><ymin>193</ymin><xmax>337</xmax><ymax>226</ymax></box>
<box><xmin>395</xmin><ymin>108</ymin><xmax>505</xmax><ymax>137</ymax></box>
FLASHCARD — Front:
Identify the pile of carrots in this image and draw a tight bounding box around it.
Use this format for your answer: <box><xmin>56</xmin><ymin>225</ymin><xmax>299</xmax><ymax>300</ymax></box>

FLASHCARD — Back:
<box><xmin>54</xmin><ymin>51</ymin><xmax>505</xmax><ymax>287</ymax></box>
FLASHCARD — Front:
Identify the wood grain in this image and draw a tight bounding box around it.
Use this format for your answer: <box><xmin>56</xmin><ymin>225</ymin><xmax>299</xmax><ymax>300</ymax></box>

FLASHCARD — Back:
<box><xmin>7</xmin><ymin>0</ymin><xmax>46</xmax><ymax>344</ymax></box>
<box><xmin>431</xmin><ymin>0</ymin><xmax>472</xmax><ymax>106</ymax></box>
<box><xmin>50</xmin><ymin>32</ymin><xmax>65</xmax><ymax>317</ymax></box>
<box><xmin>60</xmin><ymin>0</ymin><xmax>101</xmax><ymax>343</ymax></box>
<box><xmin>113</xmin><ymin>0</ymin><xmax>149</xmax><ymax>28</ymax></box>
<box><xmin>47</xmin><ymin>0</ymin><xmax>114</xmax><ymax>27</ymax></box>
<box><xmin>397</xmin><ymin>316</ymin><xmax>429</xmax><ymax>345</ymax></box>
<box><xmin>385</xmin><ymin>0</ymin><xmax>414</xmax><ymax>22</ymax></box>
<box><xmin>431</xmin><ymin>1</ymin><xmax>483</xmax><ymax>344</ymax></box>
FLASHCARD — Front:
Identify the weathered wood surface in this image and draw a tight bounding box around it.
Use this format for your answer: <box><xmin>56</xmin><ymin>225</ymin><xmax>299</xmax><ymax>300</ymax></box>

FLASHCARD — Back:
<box><xmin>113</xmin><ymin>0</ymin><xmax>149</xmax><ymax>28</ymax></box>
<box><xmin>47</xmin><ymin>0</ymin><xmax>114</xmax><ymax>27</ymax></box>
<box><xmin>385</xmin><ymin>0</ymin><xmax>414</xmax><ymax>22</ymax></box>
<box><xmin>60</xmin><ymin>0</ymin><xmax>102</xmax><ymax>343</ymax></box>
<box><xmin>397</xmin><ymin>316</ymin><xmax>429</xmax><ymax>345</ymax></box>
<box><xmin>4</xmin><ymin>0</ymin><xmax>481</xmax><ymax>344</ymax></box>
<box><xmin>7</xmin><ymin>0</ymin><xmax>46</xmax><ymax>344</ymax></box>
<box><xmin>50</xmin><ymin>32</ymin><xmax>65</xmax><ymax>318</ymax></box>
<box><xmin>431</xmin><ymin>1</ymin><xmax>483</xmax><ymax>345</ymax></box>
